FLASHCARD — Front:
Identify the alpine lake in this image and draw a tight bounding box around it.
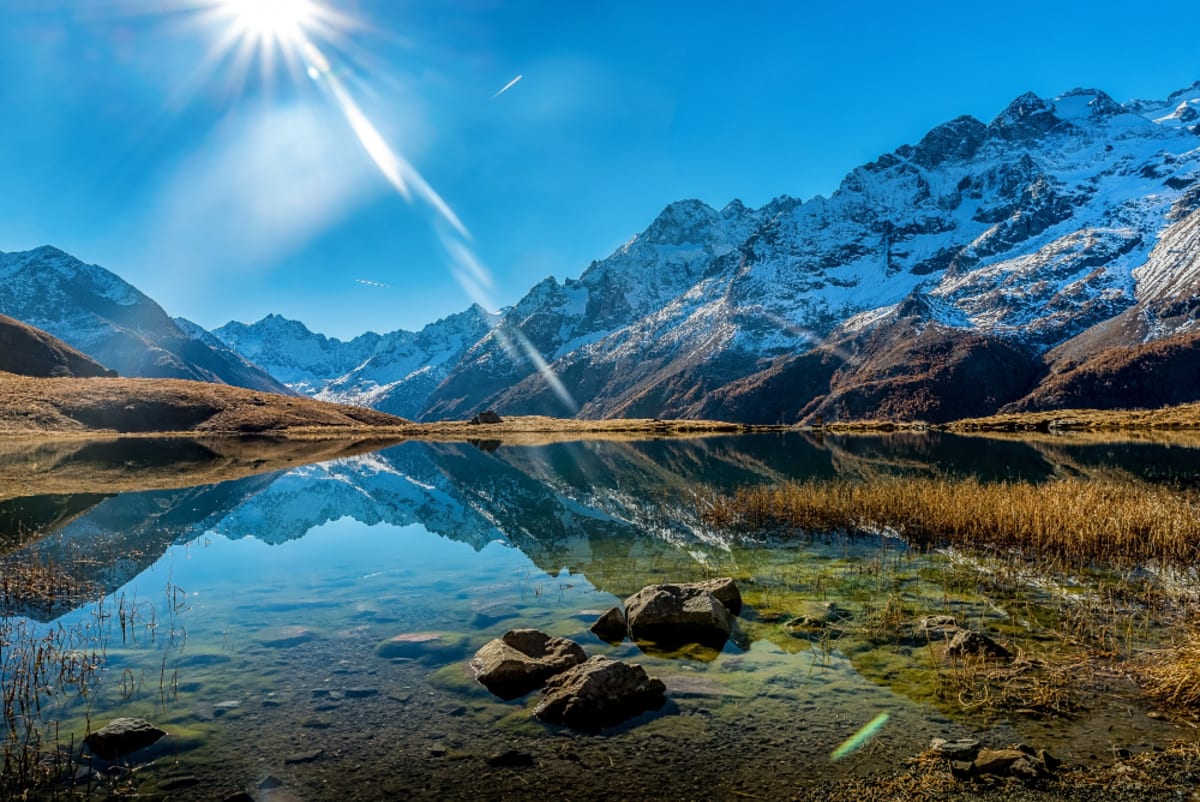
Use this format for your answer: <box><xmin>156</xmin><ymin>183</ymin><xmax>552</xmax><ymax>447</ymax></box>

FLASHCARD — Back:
<box><xmin>2</xmin><ymin>430</ymin><xmax>1199</xmax><ymax>801</ymax></box>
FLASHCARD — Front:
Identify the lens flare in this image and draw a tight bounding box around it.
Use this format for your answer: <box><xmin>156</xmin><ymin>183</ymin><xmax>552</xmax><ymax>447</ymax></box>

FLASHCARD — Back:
<box><xmin>219</xmin><ymin>0</ymin><xmax>316</xmax><ymax>38</ymax></box>
<box><xmin>181</xmin><ymin>0</ymin><xmax>577</xmax><ymax>413</ymax></box>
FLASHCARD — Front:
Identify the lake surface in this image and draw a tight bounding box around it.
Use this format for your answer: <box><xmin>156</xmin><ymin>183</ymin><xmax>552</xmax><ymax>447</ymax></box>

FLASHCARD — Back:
<box><xmin>2</xmin><ymin>432</ymin><xmax>1197</xmax><ymax>800</ymax></box>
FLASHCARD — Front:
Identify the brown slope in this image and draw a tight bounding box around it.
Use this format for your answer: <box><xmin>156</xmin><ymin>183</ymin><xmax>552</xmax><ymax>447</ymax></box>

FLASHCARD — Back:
<box><xmin>804</xmin><ymin>323</ymin><xmax>1043</xmax><ymax>424</ymax></box>
<box><xmin>1003</xmin><ymin>331</ymin><xmax>1200</xmax><ymax>412</ymax></box>
<box><xmin>0</xmin><ymin>313</ymin><xmax>115</xmax><ymax>378</ymax></box>
<box><xmin>0</xmin><ymin>373</ymin><xmax>406</xmax><ymax>435</ymax></box>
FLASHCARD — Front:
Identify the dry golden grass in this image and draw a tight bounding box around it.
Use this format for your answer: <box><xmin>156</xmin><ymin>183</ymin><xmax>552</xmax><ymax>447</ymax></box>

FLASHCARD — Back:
<box><xmin>0</xmin><ymin>373</ymin><xmax>771</xmax><ymax>444</ymax></box>
<box><xmin>706</xmin><ymin>476</ymin><xmax>1200</xmax><ymax>566</ymax></box>
<box><xmin>946</xmin><ymin>402</ymin><xmax>1200</xmax><ymax>432</ymax></box>
<box><xmin>1142</xmin><ymin>625</ymin><xmax>1200</xmax><ymax>716</ymax></box>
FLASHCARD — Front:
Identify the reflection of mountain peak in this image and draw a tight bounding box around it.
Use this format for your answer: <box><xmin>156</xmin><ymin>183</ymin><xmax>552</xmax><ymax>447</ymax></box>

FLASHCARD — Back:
<box><xmin>13</xmin><ymin>432</ymin><xmax>1200</xmax><ymax>620</ymax></box>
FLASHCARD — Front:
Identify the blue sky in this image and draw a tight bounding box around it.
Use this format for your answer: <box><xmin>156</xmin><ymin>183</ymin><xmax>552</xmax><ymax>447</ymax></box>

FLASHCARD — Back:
<box><xmin>2</xmin><ymin>0</ymin><xmax>1198</xmax><ymax>339</ymax></box>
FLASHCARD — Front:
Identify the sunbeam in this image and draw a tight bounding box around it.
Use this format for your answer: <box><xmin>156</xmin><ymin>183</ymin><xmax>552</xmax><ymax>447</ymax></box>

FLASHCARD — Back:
<box><xmin>170</xmin><ymin>0</ymin><xmax>576</xmax><ymax>413</ymax></box>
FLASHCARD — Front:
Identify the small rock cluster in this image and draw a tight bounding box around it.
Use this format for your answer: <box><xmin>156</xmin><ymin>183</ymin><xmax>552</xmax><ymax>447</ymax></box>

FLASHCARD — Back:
<box><xmin>470</xmin><ymin>578</ymin><xmax>743</xmax><ymax>732</ymax></box>
<box><xmin>592</xmin><ymin>577</ymin><xmax>742</xmax><ymax>651</ymax></box>
<box><xmin>930</xmin><ymin>737</ymin><xmax>1060</xmax><ymax>782</ymax></box>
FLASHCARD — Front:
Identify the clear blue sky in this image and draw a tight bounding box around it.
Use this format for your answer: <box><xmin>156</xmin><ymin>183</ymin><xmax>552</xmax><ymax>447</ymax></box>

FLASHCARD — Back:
<box><xmin>2</xmin><ymin>0</ymin><xmax>1198</xmax><ymax>339</ymax></box>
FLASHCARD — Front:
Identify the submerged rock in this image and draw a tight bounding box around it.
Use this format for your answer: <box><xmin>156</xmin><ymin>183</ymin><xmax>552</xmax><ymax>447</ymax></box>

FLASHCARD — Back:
<box><xmin>85</xmin><ymin>717</ymin><xmax>167</xmax><ymax>760</ymax></box>
<box><xmin>376</xmin><ymin>631</ymin><xmax>466</xmax><ymax>662</ymax></box>
<box><xmin>589</xmin><ymin>606</ymin><xmax>628</xmax><ymax>643</ymax></box>
<box><xmin>625</xmin><ymin>583</ymin><xmax>735</xmax><ymax>649</ymax></box>
<box><xmin>470</xmin><ymin>629</ymin><xmax>587</xmax><ymax>700</ymax></box>
<box><xmin>533</xmin><ymin>656</ymin><xmax>666</xmax><ymax>731</ymax></box>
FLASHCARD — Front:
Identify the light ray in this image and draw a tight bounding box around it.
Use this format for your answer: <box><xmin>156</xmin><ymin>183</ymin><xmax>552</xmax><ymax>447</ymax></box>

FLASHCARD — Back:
<box><xmin>492</xmin><ymin>74</ymin><xmax>523</xmax><ymax>99</ymax></box>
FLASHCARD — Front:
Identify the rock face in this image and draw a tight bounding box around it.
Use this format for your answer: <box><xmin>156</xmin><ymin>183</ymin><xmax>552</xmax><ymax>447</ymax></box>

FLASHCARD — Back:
<box><xmin>84</xmin><ymin>717</ymin><xmax>166</xmax><ymax>760</ymax></box>
<box><xmin>533</xmin><ymin>656</ymin><xmax>666</xmax><ymax>731</ymax></box>
<box><xmin>624</xmin><ymin>583</ymin><xmax>735</xmax><ymax>649</ymax></box>
<box><xmin>469</xmin><ymin>629</ymin><xmax>588</xmax><ymax>700</ymax></box>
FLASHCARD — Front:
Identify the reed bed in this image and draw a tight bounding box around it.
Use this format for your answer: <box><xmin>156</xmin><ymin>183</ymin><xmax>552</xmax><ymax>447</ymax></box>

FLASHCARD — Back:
<box><xmin>1142</xmin><ymin>625</ymin><xmax>1200</xmax><ymax>715</ymax></box>
<box><xmin>705</xmin><ymin>476</ymin><xmax>1200</xmax><ymax>567</ymax></box>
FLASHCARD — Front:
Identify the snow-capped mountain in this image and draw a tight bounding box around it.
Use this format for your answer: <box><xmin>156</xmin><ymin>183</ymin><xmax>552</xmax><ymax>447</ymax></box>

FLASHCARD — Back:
<box><xmin>215</xmin><ymin>82</ymin><xmax>1200</xmax><ymax>423</ymax></box>
<box><xmin>12</xmin><ymin>81</ymin><xmax>1200</xmax><ymax>423</ymax></box>
<box><xmin>437</xmin><ymin>83</ymin><xmax>1200</xmax><ymax>422</ymax></box>
<box><xmin>0</xmin><ymin>246</ymin><xmax>291</xmax><ymax>394</ymax></box>
<box><xmin>213</xmin><ymin>305</ymin><xmax>497</xmax><ymax>419</ymax></box>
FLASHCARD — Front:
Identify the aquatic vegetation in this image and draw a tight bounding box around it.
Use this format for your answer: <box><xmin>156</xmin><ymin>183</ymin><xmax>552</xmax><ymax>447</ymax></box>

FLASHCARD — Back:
<box><xmin>705</xmin><ymin>476</ymin><xmax>1200</xmax><ymax>567</ymax></box>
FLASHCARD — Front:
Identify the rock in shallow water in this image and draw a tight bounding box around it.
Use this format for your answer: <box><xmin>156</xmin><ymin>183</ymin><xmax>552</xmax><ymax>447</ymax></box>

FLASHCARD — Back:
<box><xmin>470</xmin><ymin>629</ymin><xmax>587</xmax><ymax>700</ymax></box>
<box><xmin>84</xmin><ymin>717</ymin><xmax>167</xmax><ymax>760</ymax></box>
<box><xmin>589</xmin><ymin>606</ymin><xmax>628</xmax><ymax>643</ymax></box>
<box><xmin>624</xmin><ymin>584</ymin><xmax>733</xmax><ymax>649</ymax></box>
<box><xmin>533</xmin><ymin>656</ymin><xmax>666</xmax><ymax>731</ymax></box>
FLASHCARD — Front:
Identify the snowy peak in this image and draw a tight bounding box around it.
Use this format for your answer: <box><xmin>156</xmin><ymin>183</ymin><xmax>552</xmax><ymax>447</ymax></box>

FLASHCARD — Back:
<box><xmin>0</xmin><ymin>247</ymin><xmax>289</xmax><ymax>393</ymax></box>
<box><xmin>990</xmin><ymin>91</ymin><xmax>1066</xmax><ymax>139</ymax></box>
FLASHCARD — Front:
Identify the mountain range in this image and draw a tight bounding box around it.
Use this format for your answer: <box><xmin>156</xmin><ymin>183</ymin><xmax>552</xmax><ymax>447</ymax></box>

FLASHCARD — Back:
<box><xmin>5</xmin><ymin>81</ymin><xmax>1200</xmax><ymax>423</ymax></box>
<box><xmin>0</xmin><ymin>246</ymin><xmax>290</xmax><ymax>394</ymax></box>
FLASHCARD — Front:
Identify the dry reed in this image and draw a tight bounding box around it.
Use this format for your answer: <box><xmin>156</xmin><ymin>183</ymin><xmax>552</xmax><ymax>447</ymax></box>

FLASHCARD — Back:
<box><xmin>705</xmin><ymin>476</ymin><xmax>1200</xmax><ymax>567</ymax></box>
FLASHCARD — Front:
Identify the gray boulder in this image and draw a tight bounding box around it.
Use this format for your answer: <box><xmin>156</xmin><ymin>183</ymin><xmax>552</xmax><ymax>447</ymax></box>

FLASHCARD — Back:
<box><xmin>85</xmin><ymin>718</ymin><xmax>166</xmax><ymax>760</ymax></box>
<box><xmin>533</xmin><ymin>656</ymin><xmax>666</xmax><ymax>731</ymax></box>
<box><xmin>469</xmin><ymin>629</ymin><xmax>587</xmax><ymax>700</ymax></box>
<box><xmin>625</xmin><ymin>583</ymin><xmax>733</xmax><ymax>649</ymax></box>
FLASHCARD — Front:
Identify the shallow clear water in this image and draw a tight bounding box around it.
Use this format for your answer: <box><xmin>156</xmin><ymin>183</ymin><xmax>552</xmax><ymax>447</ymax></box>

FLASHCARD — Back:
<box><xmin>2</xmin><ymin>432</ymin><xmax>1197</xmax><ymax>800</ymax></box>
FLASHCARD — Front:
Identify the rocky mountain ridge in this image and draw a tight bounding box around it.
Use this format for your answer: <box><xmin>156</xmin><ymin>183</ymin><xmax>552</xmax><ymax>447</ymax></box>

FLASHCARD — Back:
<box><xmin>220</xmin><ymin>82</ymin><xmax>1200</xmax><ymax>421</ymax></box>
<box><xmin>8</xmin><ymin>81</ymin><xmax>1200</xmax><ymax>423</ymax></box>
<box><xmin>0</xmin><ymin>246</ymin><xmax>291</xmax><ymax>394</ymax></box>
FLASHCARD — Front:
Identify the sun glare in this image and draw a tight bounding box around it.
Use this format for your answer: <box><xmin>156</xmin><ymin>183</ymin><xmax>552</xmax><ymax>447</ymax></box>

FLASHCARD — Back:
<box><xmin>221</xmin><ymin>0</ymin><xmax>316</xmax><ymax>39</ymax></box>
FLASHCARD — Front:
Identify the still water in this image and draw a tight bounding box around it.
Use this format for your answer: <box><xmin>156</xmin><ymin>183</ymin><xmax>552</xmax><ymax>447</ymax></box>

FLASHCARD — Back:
<box><xmin>1</xmin><ymin>432</ymin><xmax>1196</xmax><ymax>800</ymax></box>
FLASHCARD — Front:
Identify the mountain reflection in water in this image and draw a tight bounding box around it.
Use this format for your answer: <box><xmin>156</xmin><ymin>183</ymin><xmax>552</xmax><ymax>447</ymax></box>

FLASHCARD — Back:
<box><xmin>1</xmin><ymin>431</ymin><xmax>1196</xmax><ymax>801</ymax></box>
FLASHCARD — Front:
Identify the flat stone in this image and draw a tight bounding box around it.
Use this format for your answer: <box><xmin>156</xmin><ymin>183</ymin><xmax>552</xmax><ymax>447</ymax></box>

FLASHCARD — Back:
<box><xmin>929</xmin><ymin>737</ymin><xmax>981</xmax><ymax>761</ymax></box>
<box><xmin>486</xmin><ymin>749</ymin><xmax>534</xmax><ymax>768</ymax></box>
<box><xmin>261</xmin><ymin>626</ymin><xmax>318</xmax><ymax>648</ymax></box>
<box><xmin>345</xmin><ymin>687</ymin><xmax>379</xmax><ymax>698</ymax></box>
<box><xmin>376</xmin><ymin>631</ymin><xmax>465</xmax><ymax>661</ymax></box>
<box><xmin>158</xmin><ymin>775</ymin><xmax>200</xmax><ymax>791</ymax></box>
<box><xmin>285</xmin><ymin>749</ymin><xmax>324</xmax><ymax>765</ymax></box>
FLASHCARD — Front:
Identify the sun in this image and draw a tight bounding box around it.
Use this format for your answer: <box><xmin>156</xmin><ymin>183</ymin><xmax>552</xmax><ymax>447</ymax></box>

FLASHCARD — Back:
<box><xmin>219</xmin><ymin>0</ymin><xmax>317</xmax><ymax>40</ymax></box>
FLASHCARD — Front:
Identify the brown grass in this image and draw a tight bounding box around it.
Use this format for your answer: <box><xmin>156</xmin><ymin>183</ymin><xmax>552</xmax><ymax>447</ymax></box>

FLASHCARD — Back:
<box><xmin>706</xmin><ymin>476</ymin><xmax>1200</xmax><ymax>566</ymax></box>
<box><xmin>1142</xmin><ymin>625</ymin><xmax>1200</xmax><ymax>716</ymax></box>
<box><xmin>946</xmin><ymin>402</ymin><xmax>1200</xmax><ymax>432</ymax></box>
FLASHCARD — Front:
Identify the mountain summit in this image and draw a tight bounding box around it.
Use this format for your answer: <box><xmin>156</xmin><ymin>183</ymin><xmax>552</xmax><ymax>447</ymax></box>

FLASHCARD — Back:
<box><xmin>14</xmin><ymin>81</ymin><xmax>1200</xmax><ymax>424</ymax></box>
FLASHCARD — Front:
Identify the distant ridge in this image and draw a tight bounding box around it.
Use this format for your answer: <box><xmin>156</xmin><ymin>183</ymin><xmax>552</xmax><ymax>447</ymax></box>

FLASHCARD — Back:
<box><xmin>0</xmin><ymin>246</ymin><xmax>292</xmax><ymax>394</ymax></box>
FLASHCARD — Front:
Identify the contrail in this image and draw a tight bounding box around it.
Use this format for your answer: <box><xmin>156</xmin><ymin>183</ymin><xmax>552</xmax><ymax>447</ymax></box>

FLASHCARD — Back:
<box><xmin>492</xmin><ymin>74</ymin><xmax>523</xmax><ymax>99</ymax></box>
<box><xmin>356</xmin><ymin>278</ymin><xmax>392</xmax><ymax>288</ymax></box>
